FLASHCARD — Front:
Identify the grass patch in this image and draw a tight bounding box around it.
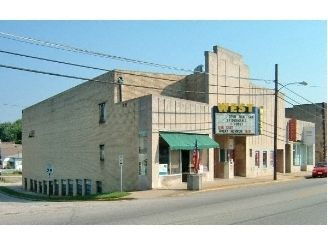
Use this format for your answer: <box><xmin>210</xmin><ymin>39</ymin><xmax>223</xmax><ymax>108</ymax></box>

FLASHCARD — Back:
<box><xmin>0</xmin><ymin>186</ymin><xmax>131</xmax><ymax>202</ymax></box>
<box><xmin>0</xmin><ymin>170</ymin><xmax>22</xmax><ymax>176</ymax></box>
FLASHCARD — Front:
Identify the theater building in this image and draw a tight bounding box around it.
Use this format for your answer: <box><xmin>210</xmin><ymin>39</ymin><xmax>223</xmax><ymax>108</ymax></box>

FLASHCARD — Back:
<box><xmin>22</xmin><ymin>46</ymin><xmax>315</xmax><ymax>195</ymax></box>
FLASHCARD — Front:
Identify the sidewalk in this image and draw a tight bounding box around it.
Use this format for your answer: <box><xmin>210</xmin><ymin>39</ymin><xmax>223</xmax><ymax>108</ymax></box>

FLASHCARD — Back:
<box><xmin>0</xmin><ymin>171</ymin><xmax>312</xmax><ymax>200</ymax></box>
<box><xmin>127</xmin><ymin>171</ymin><xmax>313</xmax><ymax>199</ymax></box>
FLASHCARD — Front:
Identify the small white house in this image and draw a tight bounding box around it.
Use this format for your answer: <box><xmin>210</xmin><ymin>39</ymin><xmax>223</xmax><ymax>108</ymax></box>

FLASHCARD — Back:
<box><xmin>2</xmin><ymin>156</ymin><xmax>22</xmax><ymax>171</ymax></box>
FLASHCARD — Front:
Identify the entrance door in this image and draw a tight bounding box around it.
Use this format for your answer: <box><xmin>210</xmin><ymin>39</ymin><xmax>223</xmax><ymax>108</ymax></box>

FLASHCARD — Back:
<box><xmin>181</xmin><ymin>150</ymin><xmax>190</xmax><ymax>182</ymax></box>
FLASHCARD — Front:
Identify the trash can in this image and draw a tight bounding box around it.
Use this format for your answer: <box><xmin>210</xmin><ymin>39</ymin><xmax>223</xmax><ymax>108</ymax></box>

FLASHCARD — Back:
<box><xmin>187</xmin><ymin>174</ymin><xmax>202</xmax><ymax>190</ymax></box>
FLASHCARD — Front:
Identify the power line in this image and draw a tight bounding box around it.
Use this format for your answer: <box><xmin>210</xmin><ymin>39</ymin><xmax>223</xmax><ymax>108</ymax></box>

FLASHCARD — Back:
<box><xmin>278</xmin><ymin>95</ymin><xmax>322</xmax><ymax>120</ymax></box>
<box><xmin>0</xmin><ymin>49</ymin><xmax>109</xmax><ymax>72</ymax></box>
<box><xmin>0</xmin><ymin>31</ymin><xmax>194</xmax><ymax>73</ymax></box>
<box><xmin>0</xmin><ymin>63</ymin><xmax>275</xmax><ymax>97</ymax></box>
<box><xmin>279</xmin><ymin>82</ymin><xmax>326</xmax><ymax>111</ymax></box>
<box><xmin>0</xmin><ymin>32</ymin><xmax>322</xmax><ymax>117</ymax></box>
<box><xmin>0</xmin><ymin>49</ymin><xmax>274</xmax><ymax>92</ymax></box>
<box><xmin>2</xmin><ymin>31</ymin><xmax>323</xmax><ymax>112</ymax></box>
<box><xmin>0</xmin><ymin>32</ymin><xmax>274</xmax><ymax>83</ymax></box>
<box><xmin>1</xmin><ymin>103</ymin><xmax>25</xmax><ymax>108</ymax></box>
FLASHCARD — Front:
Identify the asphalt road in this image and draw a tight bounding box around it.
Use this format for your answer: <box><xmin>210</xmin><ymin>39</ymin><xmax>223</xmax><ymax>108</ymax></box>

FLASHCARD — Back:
<box><xmin>0</xmin><ymin>177</ymin><xmax>326</xmax><ymax>225</ymax></box>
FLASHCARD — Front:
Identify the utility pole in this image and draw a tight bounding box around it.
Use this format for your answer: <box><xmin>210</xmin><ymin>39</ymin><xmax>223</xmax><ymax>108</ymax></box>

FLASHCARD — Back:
<box><xmin>274</xmin><ymin>64</ymin><xmax>278</xmax><ymax>180</ymax></box>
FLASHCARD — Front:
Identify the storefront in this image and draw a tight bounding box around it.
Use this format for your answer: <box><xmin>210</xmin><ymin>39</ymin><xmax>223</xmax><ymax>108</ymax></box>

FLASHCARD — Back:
<box><xmin>213</xmin><ymin>103</ymin><xmax>262</xmax><ymax>178</ymax></box>
<box><xmin>158</xmin><ymin>132</ymin><xmax>219</xmax><ymax>183</ymax></box>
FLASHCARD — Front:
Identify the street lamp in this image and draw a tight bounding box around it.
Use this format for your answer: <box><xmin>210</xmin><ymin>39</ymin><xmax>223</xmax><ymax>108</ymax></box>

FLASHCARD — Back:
<box><xmin>273</xmin><ymin>64</ymin><xmax>308</xmax><ymax>180</ymax></box>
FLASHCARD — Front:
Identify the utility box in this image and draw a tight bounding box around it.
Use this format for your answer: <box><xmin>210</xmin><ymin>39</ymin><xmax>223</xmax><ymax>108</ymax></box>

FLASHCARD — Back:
<box><xmin>187</xmin><ymin>174</ymin><xmax>202</xmax><ymax>190</ymax></box>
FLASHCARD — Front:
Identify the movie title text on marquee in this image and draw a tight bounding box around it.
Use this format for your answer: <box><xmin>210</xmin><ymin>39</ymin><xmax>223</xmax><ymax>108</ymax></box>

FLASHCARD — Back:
<box><xmin>215</xmin><ymin>113</ymin><xmax>256</xmax><ymax>135</ymax></box>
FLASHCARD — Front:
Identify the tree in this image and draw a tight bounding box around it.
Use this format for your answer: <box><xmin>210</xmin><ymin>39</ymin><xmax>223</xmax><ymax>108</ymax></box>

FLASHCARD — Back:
<box><xmin>0</xmin><ymin>119</ymin><xmax>22</xmax><ymax>144</ymax></box>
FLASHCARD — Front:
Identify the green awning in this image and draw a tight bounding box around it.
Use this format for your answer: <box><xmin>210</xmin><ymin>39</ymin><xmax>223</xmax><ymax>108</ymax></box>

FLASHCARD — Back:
<box><xmin>160</xmin><ymin>132</ymin><xmax>219</xmax><ymax>150</ymax></box>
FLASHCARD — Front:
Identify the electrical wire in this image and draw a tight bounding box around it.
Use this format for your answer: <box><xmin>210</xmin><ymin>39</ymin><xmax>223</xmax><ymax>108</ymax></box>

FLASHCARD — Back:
<box><xmin>0</xmin><ymin>32</ymin><xmax>323</xmax><ymax>126</ymax></box>
<box><xmin>0</xmin><ymin>63</ymin><xmax>275</xmax><ymax>97</ymax></box>
<box><xmin>279</xmin><ymin>82</ymin><xmax>326</xmax><ymax>111</ymax></box>
<box><xmin>278</xmin><ymin>95</ymin><xmax>323</xmax><ymax>120</ymax></box>
<box><xmin>1</xmin><ymin>103</ymin><xmax>25</xmax><ymax>108</ymax></box>
<box><xmin>0</xmin><ymin>32</ymin><xmax>275</xmax><ymax>83</ymax></box>
<box><xmin>0</xmin><ymin>49</ymin><xmax>275</xmax><ymax>91</ymax></box>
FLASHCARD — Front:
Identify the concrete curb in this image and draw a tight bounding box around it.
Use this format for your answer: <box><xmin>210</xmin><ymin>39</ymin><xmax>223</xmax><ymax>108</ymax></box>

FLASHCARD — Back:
<box><xmin>128</xmin><ymin>174</ymin><xmax>310</xmax><ymax>199</ymax></box>
<box><xmin>179</xmin><ymin>176</ymin><xmax>304</xmax><ymax>196</ymax></box>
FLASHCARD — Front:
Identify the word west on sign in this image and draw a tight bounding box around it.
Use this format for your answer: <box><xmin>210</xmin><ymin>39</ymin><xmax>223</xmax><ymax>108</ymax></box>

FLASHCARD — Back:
<box><xmin>218</xmin><ymin>103</ymin><xmax>254</xmax><ymax>113</ymax></box>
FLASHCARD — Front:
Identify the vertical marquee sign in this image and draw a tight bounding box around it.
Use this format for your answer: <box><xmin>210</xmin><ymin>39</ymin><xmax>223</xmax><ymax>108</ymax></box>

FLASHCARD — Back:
<box><xmin>213</xmin><ymin>103</ymin><xmax>262</xmax><ymax>135</ymax></box>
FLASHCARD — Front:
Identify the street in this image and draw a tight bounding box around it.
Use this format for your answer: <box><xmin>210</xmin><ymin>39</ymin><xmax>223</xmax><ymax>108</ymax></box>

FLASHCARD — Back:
<box><xmin>0</xmin><ymin>177</ymin><xmax>326</xmax><ymax>225</ymax></box>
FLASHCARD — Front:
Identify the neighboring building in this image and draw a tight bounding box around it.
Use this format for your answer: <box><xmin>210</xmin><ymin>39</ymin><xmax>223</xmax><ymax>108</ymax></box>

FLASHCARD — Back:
<box><xmin>0</xmin><ymin>141</ymin><xmax>22</xmax><ymax>168</ymax></box>
<box><xmin>22</xmin><ymin>45</ymin><xmax>315</xmax><ymax>196</ymax></box>
<box><xmin>285</xmin><ymin>118</ymin><xmax>315</xmax><ymax>173</ymax></box>
<box><xmin>2</xmin><ymin>155</ymin><xmax>22</xmax><ymax>170</ymax></box>
<box><xmin>286</xmin><ymin>103</ymin><xmax>327</xmax><ymax>162</ymax></box>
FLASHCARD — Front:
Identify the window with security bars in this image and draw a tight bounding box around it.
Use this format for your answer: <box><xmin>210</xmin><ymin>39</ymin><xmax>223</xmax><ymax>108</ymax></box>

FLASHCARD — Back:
<box><xmin>99</xmin><ymin>102</ymin><xmax>107</xmax><ymax>123</ymax></box>
<box><xmin>85</xmin><ymin>179</ymin><xmax>92</xmax><ymax>195</ymax></box>
<box><xmin>34</xmin><ymin>180</ymin><xmax>37</xmax><ymax>193</ymax></box>
<box><xmin>76</xmin><ymin>179</ymin><xmax>82</xmax><ymax>195</ymax></box>
<box><xmin>43</xmin><ymin>181</ymin><xmax>47</xmax><ymax>195</ymax></box>
<box><xmin>39</xmin><ymin>181</ymin><xmax>42</xmax><ymax>194</ymax></box>
<box><xmin>61</xmin><ymin>180</ymin><xmax>67</xmax><ymax>196</ymax></box>
<box><xmin>96</xmin><ymin>181</ymin><xmax>102</xmax><ymax>194</ymax></box>
<box><xmin>54</xmin><ymin>179</ymin><xmax>59</xmax><ymax>195</ymax></box>
<box><xmin>68</xmin><ymin>179</ymin><xmax>74</xmax><ymax>196</ymax></box>
<box><xmin>100</xmin><ymin>144</ymin><xmax>105</xmax><ymax>162</ymax></box>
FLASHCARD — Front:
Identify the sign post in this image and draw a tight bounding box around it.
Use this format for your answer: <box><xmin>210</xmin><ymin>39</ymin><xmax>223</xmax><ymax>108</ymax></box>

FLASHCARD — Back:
<box><xmin>119</xmin><ymin>154</ymin><xmax>123</xmax><ymax>192</ymax></box>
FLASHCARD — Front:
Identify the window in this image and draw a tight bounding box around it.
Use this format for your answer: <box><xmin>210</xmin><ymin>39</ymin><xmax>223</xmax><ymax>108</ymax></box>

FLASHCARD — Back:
<box><xmin>270</xmin><ymin>151</ymin><xmax>274</xmax><ymax>166</ymax></box>
<box><xmin>38</xmin><ymin>181</ymin><xmax>42</xmax><ymax>193</ymax></box>
<box><xmin>34</xmin><ymin>180</ymin><xmax>37</xmax><ymax>193</ymax></box>
<box><xmin>29</xmin><ymin>179</ymin><xmax>33</xmax><ymax>191</ymax></box>
<box><xmin>159</xmin><ymin>139</ymin><xmax>169</xmax><ymax>164</ymax></box>
<box><xmin>99</xmin><ymin>144</ymin><xmax>105</xmax><ymax>161</ymax></box>
<box><xmin>28</xmin><ymin>130</ymin><xmax>35</xmax><ymax>138</ymax></box>
<box><xmin>307</xmin><ymin>145</ymin><xmax>313</xmax><ymax>165</ymax></box>
<box><xmin>43</xmin><ymin>181</ymin><xmax>47</xmax><ymax>195</ymax></box>
<box><xmin>68</xmin><ymin>179</ymin><xmax>73</xmax><ymax>196</ymax></box>
<box><xmin>139</xmin><ymin>160</ymin><xmax>148</xmax><ymax>175</ymax></box>
<box><xmin>200</xmin><ymin>149</ymin><xmax>209</xmax><ymax>172</ymax></box>
<box><xmin>54</xmin><ymin>179</ymin><xmax>59</xmax><ymax>195</ymax></box>
<box><xmin>61</xmin><ymin>180</ymin><xmax>67</xmax><ymax>196</ymax></box>
<box><xmin>255</xmin><ymin>151</ymin><xmax>260</xmax><ymax>167</ymax></box>
<box><xmin>85</xmin><ymin>179</ymin><xmax>91</xmax><ymax>195</ymax></box>
<box><xmin>138</xmin><ymin>131</ymin><xmax>148</xmax><ymax>175</ymax></box>
<box><xmin>169</xmin><ymin>150</ymin><xmax>180</xmax><ymax>174</ymax></box>
<box><xmin>219</xmin><ymin>149</ymin><xmax>227</xmax><ymax>162</ymax></box>
<box><xmin>96</xmin><ymin>181</ymin><xmax>102</xmax><ymax>194</ymax></box>
<box><xmin>263</xmin><ymin>151</ymin><xmax>267</xmax><ymax>168</ymax></box>
<box><xmin>24</xmin><ymin>178</ymin><xmax>27</xmax><ymax>190</ymax></box>
<box><xmin>99</xmin><ymin>102</ymin><xmax>107</xmax><ymax>123</ymax></box>
<box><xmin>76</xmin><ymin>179</ymin><xmax>82</xmax><ymax>196</ymax></box>
<box><xmin>249</xmin><ymin>149</ymin><xmax>252</xmax><ymax>157</ymax></box>
<box><xmin>49</xmin><ymin>181</ymin><xmax>53</xmax><ymax>195</ymax></box>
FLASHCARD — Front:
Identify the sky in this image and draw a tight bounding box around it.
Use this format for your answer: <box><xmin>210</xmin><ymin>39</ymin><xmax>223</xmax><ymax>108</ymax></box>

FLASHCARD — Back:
<box><xmin>0</xmin><ymin>20</ymin><xmax>327</xmax><ymax>122</ymax></box>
